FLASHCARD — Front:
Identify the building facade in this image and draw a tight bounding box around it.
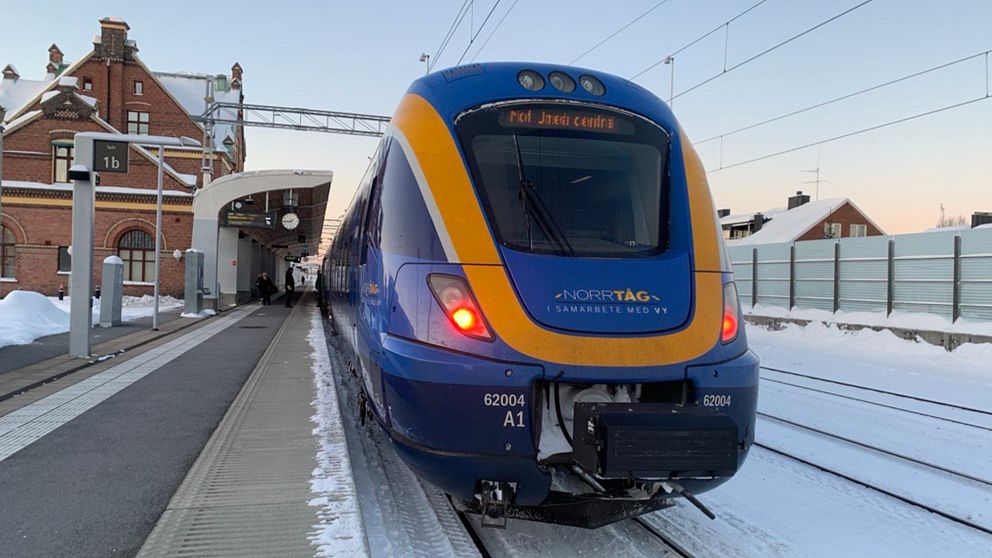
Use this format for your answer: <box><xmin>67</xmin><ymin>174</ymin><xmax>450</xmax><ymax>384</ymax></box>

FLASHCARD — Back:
<box><xmin>0</xmin><ymin>17</ymin><xmax>245</xmax><ymax>298</ymax></box>
<box><xmin>720</xmin><ymin>191</ymin><xmax>884</xmax><ymax>245</ymax></box>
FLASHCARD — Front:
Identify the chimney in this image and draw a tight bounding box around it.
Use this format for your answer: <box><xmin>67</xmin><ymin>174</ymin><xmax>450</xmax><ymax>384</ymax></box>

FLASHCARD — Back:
<box><xmin>48</xmin><ymin>44</ymin><xmax>64</xmax><ymax>65</ymax></box>
<box><xmin>2</xmin><ymin>64</ymin><xmax>19</xmax><ymax>81</ymax></box>
<box><xmin>973</xmin><ymin>212</ymin><xmax>992</xmax><ymax>229</ymax></box>
<box><xmin>230</xmin><ymin>62</ymin><xmax>243</xmax><ymax>89</ymax></box>
<box><xmin>788</xmin><ymin>190</ymin><xmax>811</xmax><ymax>210</ymax></box>
<box><xmin>752</xmin><ymin>212</ymin><xmax>765</xmax><ymax>233</ymax></box>
<box><xmin>717</xmin><ymin>209</ymin><xmax>731</xmax><ymax>218</ymax></box>
<box><xmin>95</xmin><ymin>17</ymin><xmax>132</xmax><ymax>60</ymax></box>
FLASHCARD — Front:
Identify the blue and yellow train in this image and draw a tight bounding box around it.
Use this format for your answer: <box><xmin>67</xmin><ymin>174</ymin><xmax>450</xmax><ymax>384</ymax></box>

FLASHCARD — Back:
<box><xmin>321</xmin><ymin>62</ymin><xmax>758</xmax><ymax>528</ymax></box>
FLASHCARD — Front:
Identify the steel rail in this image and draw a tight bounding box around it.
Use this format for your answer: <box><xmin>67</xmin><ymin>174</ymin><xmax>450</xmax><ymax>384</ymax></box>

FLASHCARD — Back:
<box><xmin>761</xmin><ymin>376</ymin><xmax>992</xmax><ymax>433</ymax></box>
<box><xmin>755</xmin><ymin>443</ymin><xmax>992</xmax><ymax>537</ymax></box>
<box><xmin>632</xmin><ymin>517</ymin><xmax>697</xmax><ymax>558</ymax></box>
<box><xmin>760</xmin><ymin>365</ymin><xmax>992</xmax><ymax>417</ymax></box>
<box><xmin>758</xmin><ymin>412</ymin><xmax>992</xmax><ymax>488</ymax></box>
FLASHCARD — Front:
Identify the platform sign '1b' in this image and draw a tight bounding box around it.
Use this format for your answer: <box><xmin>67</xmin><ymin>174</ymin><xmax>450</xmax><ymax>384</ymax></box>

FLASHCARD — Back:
<box><xmin>93</xmin><ymin>140</ymin><xmax>129</xmax><ymax>173</ymax></box>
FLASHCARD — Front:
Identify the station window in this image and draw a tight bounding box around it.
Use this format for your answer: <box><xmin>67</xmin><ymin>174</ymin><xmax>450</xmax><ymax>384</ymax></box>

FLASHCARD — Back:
<box><xmin>118</xmin><ymin>229</ymin><xmax>156</xmax><ymax>282</ymax></box>
<box><xmin>58</xmin><ymin>246</ymin><xmax>71</xmax><ymax>272</ymax></box>
<box><xmin>825</xmin><ymin>223</ymin><xmax>841</xmax><ymax>239</ymax></box>
<box><xmin>52</xmin><ymin>143</ymin><xmax>74</xmax><ymax>183</ymax></box>
<box><xmin>1</xmin><ymin>226</ymin><xmax>15</xmax><ymax>278</ymax></box>
<box><xmin>127</xmin><ymin>111</ymin><xmax>150</xmax><ymax>135</ymax></box>
<box><xmin>82</xmin><ymin>78</ymin><xmax>93</xmax><ymax>91</ymax></box>
<box><xmin>133</xmin><ymin>80</ymin><xmax>143</xmax><ymax>95</ymax></box>
<box><xmin>850</xmin><ymin>224</ymin><xmax>867</xmax><ymax>237</ymax></box>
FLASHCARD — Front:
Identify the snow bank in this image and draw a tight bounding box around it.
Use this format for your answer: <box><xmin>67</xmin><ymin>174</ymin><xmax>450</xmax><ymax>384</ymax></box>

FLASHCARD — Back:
<box><xmin>180</xmin><ymin>309</ymin><xmax>217</xmax><ymax>319</ymax></box>
<box><xmin>747</xmin><ymin>303</ymin><xmax>992</xmax><ymax>337</ymax></box>
<box><xmin>0</xmin><ymin>291</ymin><xmax>186</xmax><ymax>349</ymax></box>
<box><xmin>306</xmin><ymin>308</ymin><xmax>368</xmax><ymax>557</ymax></box>
<box><xmin>0</xmin><ymin>291</ymin><xmax>72</xmax><ymax>349</ymax></box>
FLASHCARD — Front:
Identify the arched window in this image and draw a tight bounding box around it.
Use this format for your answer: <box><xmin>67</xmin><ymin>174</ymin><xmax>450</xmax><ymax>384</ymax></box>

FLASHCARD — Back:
<box><xmin>1</xmin><ymin>226</ymin><xmax>15</xmax><ymax>278</ymax></box>
<box><xmin>118</xmin><ymin>229</ymin><xmax>156</xmax><ymax>282</ymax></box>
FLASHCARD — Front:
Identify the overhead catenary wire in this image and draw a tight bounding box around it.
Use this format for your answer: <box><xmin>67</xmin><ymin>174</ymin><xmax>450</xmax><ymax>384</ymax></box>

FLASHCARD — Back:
<box><xmin>630</xmin><ymin>0</ymin><xmax>769</xmax><ymax>80</ymax></box>
<box><xmin>430</xmin><ymin>0</ymin><xmax>473</xmax><ymax>71</ymax></box>
<box><xmin>672</xmin><ymin>0</ymin><xmax>877</xmax><ymax>100</ymax></box>
<box><xmin>696</xmin><ymin>48</ymin><xmax>992</xmax><ymax>145</ymax></box>
<box><xmin>708</xmin><ymin>93</ymin><xmax>992</xmax><ymax>173</ymax></box>
<box><xmin>456</xmin><ymin>0</ymin><xmax>502</xmax><ymax>65</ymax></box>
<box><xmin>469</xmin><ymin>0</ymin><xmax>519</xmax><ymax>63</ymax></box>
<box><xmin>568</xmin><ymin>0</ymin><xmax>674</xmax><ymax>65</ymax></box>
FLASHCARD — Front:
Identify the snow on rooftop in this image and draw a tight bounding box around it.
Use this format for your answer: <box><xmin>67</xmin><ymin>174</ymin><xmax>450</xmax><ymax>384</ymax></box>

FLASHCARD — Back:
<box><xmin>0</xmin><ymin>180</ymin><xmax>193</xmax><ymax>197</ymax></box>
<box><xmin>729</xmin><ymin>198</ymin><xmax>850</xmax><ymax>246</ymax></box>
<box><xmin>155</xmin><ymin>72</ymin><xmax>240</xmax><ymax>146</ymax></box>
<box><xmin>3</xmin><ymin>110</ymin><xmax>41</xmax><ymax>131</ymax></box>
<box><xmin>57</xmin><ymin>76</ymin><xmax>78</xmax><ymax>87</ymax></box>
<box><xmin>0</xmin><ymin>77</ymin><xmax>48</xmax><ymax>121</ymax></box>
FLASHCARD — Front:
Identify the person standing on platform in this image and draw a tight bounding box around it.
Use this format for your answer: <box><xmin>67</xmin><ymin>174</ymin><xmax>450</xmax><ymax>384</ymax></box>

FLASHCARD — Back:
<box><xmin>257</xmin><ymin>272</ymin><xmax>275</xmax><ymax>305</ymax></box>
<box><xmin>284</xmin><ymin>266</ymin><xmax>296</xmax><ymax>308</ymax></box>
<box><xmin>315</xmin><ymin>270</ymin><xmax>324</xmax><ymax>308</ymax></box>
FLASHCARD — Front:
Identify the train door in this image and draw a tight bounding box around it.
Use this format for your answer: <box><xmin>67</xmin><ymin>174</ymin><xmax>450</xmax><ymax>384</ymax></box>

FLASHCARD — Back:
<box><xmin>357</xmin><ymin>146</ymin><xmax>388</xmax><ymax>415</ymax></box>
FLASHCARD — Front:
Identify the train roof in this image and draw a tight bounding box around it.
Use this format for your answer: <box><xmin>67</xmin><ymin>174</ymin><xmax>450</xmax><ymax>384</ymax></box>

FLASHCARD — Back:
<box><xmin>405</xmin><ymin>62</ymin><xmax>679</xmax><ymax>132</ymax></box>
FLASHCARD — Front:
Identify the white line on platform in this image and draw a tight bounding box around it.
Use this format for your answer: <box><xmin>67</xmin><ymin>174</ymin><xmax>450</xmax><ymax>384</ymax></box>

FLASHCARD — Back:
<box><xmin>0</xmin><ymin>306</ymin><xmax>256</xmax><ymax>462</ymax></box>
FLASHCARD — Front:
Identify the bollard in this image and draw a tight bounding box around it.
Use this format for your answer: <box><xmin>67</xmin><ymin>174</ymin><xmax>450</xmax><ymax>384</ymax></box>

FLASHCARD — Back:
<box><xmin>58</xmin><ymin>284</ymin><xmax>65</xmax><ymax>301</ymax></box>
<box><xmin>99</xmin><ymin>256</ymin><xmax>124</xmax><ymax>328</ymax></box>
<box><xmin>184</xmin><ymin>249</ymin><xmax>205</xmax><ymax>315</ymax></box>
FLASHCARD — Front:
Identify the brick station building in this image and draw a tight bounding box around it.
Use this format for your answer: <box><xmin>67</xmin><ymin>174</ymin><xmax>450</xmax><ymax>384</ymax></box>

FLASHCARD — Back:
<box><xmin>0</xmin><ymin>17</ymin><xmax>245</xmax><ymax>298</ymax></box>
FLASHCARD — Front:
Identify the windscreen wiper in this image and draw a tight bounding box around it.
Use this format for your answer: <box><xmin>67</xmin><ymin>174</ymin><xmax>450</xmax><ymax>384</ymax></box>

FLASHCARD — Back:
<box><xmin>512</xmin><ymin>135</ymin><xmax>574</xmax><ymax>256</ymax></box>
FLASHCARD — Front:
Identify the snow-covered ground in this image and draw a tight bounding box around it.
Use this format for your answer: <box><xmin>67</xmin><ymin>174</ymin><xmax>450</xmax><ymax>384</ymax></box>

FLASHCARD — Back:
<box><xmin>308</xmin><ymin>312</ymin><xmax>992</xmax><ymax>557</ymax></box>
<box><xmin>0</xmin><ymin>290</ymin><xmax>183</xmax><ymax>349</ymax></box>
<box><xmin>747</xmin><ymin>303</ymin><xmax>992</xmax><ymax>337</ymax></box>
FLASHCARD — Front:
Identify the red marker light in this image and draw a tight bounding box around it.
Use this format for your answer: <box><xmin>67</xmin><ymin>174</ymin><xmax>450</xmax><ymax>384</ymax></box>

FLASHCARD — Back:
<box><xmin>427</xmin><ymin>274</ymin><xmax>494</xmax><ymax>341</ymax></box>
<box><xmin>721</xmin><ymin>282</ymin><xmax>741</xmax><ymax>344</ymax></box>
<box><xmin>722</xmin><ymin>311</ymin><xmax>738</xmax><ymax>343</ymax></box>
<box><xmin>452</xmin><ymin>307</ymin><xmax>476</xmax><ymax>331</ymax></box>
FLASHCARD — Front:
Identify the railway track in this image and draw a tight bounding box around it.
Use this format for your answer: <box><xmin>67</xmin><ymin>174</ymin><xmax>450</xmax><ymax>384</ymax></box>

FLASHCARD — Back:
<box><xmin>758</xmin><ymin>411</ymin><xmax>992</xmax><ymax>488</ymax></box>
<box><xmin>753</xmin><ymin>442</ymin><xmax>992</xmax><ymax>537</ymax></box>
<box><xmin>760</xmin><ymin>365</ymin><xmax>992</xmax><ymax>431</ymax></box>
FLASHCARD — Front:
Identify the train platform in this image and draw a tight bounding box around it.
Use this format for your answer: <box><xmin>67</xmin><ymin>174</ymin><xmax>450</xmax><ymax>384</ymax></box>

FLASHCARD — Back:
<box><xmin>0</xmin><ymin>292</ymin><xmax>353</xmax><ymax>557</ymax></box>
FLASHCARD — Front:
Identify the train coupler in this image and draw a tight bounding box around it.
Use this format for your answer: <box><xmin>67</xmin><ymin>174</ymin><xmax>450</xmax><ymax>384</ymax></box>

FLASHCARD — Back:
<box><xmin>475</xmin><ymin>480</ymin><xmax>517</xmax><ymax>529</ymax></box>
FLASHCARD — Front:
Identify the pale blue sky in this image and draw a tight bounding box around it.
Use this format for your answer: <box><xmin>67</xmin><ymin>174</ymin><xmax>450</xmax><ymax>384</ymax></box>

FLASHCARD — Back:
<box><xmin>3</xmin><ymin>1</ymin><xmax>991</xmax><ymax>232</ymax></box>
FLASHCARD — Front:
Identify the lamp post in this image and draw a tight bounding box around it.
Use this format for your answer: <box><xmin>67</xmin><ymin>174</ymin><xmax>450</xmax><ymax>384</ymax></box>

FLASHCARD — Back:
<box><xmin>663</xmin><ymin>57</ymin><xmax>675</xmax><ymax>109</ymax></box>
<box><xmin>419</xmin><ymin>53</ymin><xmax>430</xmax><ymax>75</ymax></box>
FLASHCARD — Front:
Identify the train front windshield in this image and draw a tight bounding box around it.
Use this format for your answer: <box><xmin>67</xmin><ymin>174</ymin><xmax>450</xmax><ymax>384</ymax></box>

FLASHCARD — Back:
<box><xmin>457</xmin><ymin>103</ymin><xmax>671</xmax><ymax>258</ymax></box>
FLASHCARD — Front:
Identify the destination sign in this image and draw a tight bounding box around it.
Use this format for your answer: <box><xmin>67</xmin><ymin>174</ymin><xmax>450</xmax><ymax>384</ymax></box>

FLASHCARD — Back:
<box><xmin>222</xmin><ymin>210</ymin><xmax>276</xmax><ymax>230</ymax></box>
<box><xmin>499</xmin><ymin>107</ymin><xmax>634</xmax><ymax>135</ymax></box>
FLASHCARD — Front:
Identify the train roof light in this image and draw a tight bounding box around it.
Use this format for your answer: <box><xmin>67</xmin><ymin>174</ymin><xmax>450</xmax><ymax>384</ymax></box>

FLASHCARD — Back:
<box><xmin>518</xmin><ymin>70</ymin><xmax>545</xmax><ymax>92</ymax></box>
<box><xmin>428</xmin><ymin>274</ymin><xmax>494</xmax><ymax>341</ymax></box>
<box><xmin>578</xmin><ymin>74</ymin><xmax>606</xmax><ymax>96</ymax></box>
<box><xmin>549</xmin><ymin>71</ymin><xmax>576</xmax><ymax>93</ymax></box>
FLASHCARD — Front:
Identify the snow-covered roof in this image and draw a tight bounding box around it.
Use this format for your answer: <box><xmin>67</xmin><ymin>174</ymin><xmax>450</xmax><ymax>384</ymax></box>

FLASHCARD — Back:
<box><xmin>3</xmin><ymin>110</ymin><xmax>42</xmax><ymax>133</ymax></box>
<box><xmin>155</xmin><ymin>72</ymin><xmax>241</xmax><ymax>147</ymax></box>
<box><xmin>0</xmin><ymin>179</ymin><xmax>193</xmax><ymax>197</ymax></box>
<box><xmin>728</xmin><ymin>198</ymin><xmax>854</xmax><ymax>246</ymax></box>
<box><xmin>0</xmin><ymin>78</ymin><xmax>50</xmax><ymax>123</ymax></box>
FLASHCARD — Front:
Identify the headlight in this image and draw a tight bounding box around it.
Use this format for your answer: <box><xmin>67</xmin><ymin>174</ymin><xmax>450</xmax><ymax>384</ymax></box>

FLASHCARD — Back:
<box><xmin>517</xmin><ymin>70</ymin><xmax>545</xmax><ymax>92</ymax></box>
